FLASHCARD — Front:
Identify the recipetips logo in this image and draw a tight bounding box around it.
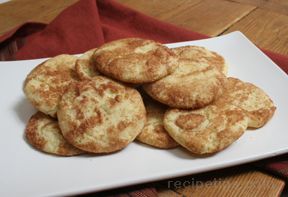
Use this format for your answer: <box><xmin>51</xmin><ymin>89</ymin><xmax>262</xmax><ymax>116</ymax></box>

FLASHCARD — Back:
<box><xmin>167</xmin><ymin>178</ymin><xmax>223</xmax><ymax>189</ymax></box>
<box><xmin>167</xmin><ymin>177</ymin><xmax>282</xmax><ymax>190</ymax></box>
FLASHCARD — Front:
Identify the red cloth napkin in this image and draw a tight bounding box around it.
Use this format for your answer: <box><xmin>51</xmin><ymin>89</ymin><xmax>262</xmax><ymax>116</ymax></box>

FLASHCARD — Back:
<box><xmin>0</xmin><ymin>0</ymin><xmax>207</xmax><ymax>60</ymax></box>
<box><xmin>0</xmin><ymin>0</ymin><xmax>287</xmax><ymax>74</ymax></box>
<box><xmin>1</xmin><ymin>0</ymin><xmax>287</xmax><ymax>195</ymax></box>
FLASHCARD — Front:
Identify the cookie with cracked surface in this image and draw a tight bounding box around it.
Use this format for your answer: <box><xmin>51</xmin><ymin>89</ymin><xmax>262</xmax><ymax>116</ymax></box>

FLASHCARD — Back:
<box><xmin>164</xmin><ymin>105</ymin><xmax>248</xmax><ymax>154</ymax></box>
<box><xmin>214</xmin><ymin>77</ymin><xmax>276</xmax><ymax>128</ymax></box>
<box><xmin>143</xmin><ymin>49</ymin><xmax>226</xmax><ymax>109</ymax></box>
<box><xmin>75</xmin><ymin>48</ymin><xmax>100</xmax><ymax>80</ymax></box>
<box><xmin>58</xmin><ymin>76</ymin><xmax>146</xmax><ymax>153</ymax></box>
<box><xmin>172</xmin><ymin>46</ymin><xmax>228</xmax><ymax>75</ymax></box>
<box><xmin>23</xmin><ymin>54</ymin><xmax>78</xmax><ymax>117</ymax></box>
<box><xmin>25</xmin><ymin>112</ymin><xmax>84</xmax><ymax>156</ymax></box>
<box><xmin>137</xmin><ymin>99</ymin><xmax>178</xmax><ymax>149</ymax></box>
<box><xmin>93</xmin><ymin>38</ymin><xmax>178</xmax><ymax>84</ymax></box>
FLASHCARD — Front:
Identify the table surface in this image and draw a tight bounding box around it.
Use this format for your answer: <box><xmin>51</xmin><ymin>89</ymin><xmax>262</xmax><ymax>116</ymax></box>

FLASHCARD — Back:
<box><xmin>0</xmin><ymin>0</ymin><xmax>287</xmax><ymax>196</ymax></box>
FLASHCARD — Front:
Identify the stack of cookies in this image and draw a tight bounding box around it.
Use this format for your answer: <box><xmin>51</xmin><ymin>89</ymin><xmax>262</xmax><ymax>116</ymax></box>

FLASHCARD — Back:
<box><xmin>23</xmin><ymin>38</ymin><xmax>276</xmax><ymax>156</ymax></box>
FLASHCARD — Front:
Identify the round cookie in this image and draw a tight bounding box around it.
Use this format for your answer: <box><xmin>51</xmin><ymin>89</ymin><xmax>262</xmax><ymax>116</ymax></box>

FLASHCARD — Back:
<box><xmin>93</xmin><ymin>38</ymin><xmax>178</xmax><ymax>84</ymax></box>
<box><xmin>164</xmin><ymin>105</ymin><xmax>248</xmax><ymax>154</ymax></box>
<box><xmin>25</xmin><ymin>112</ymin><xmax>84</xmax><ymax>156</ymax></box>
<box><xmin>143</xmin><ymin>50</ymin><xmax>226</xmax><ymax>109</ymax></box>
<box><xmin>214</xmin><ymin>77</ymin><xmax>276</xmax><ymax>128</ymax></box>
<box><xmin>137</xmin><ymin>99</ymin><xmax>178</xmax><ymax>149</ymax></box>
<box><xmin>75</xmin><ymin>48</ymin><xmax>100</xmax><ymax>80</ymax></box>
<box><xmin>58</xmin><ymin>76</ymin><xmax>146</xmax><ymax>153</ymax></box>
<box><xmin>23</xmin><ymin>54</ymin><xmax>78</xmax><ymax>117</ymax></box>
<box><xmin>172</xmin><ymin>46</ymin><xmax>228</xmax><ymax>75</ymax></box>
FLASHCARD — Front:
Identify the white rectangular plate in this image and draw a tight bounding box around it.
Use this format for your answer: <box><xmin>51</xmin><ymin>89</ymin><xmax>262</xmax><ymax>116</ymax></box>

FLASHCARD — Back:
<box><xmin>1</xmin><ymin>32</ymin><xmax>288</xmax><ymax>196</ymax></box>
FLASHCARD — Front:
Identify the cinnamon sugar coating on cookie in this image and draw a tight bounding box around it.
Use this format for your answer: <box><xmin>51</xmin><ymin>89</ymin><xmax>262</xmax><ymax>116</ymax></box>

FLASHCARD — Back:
<box><xmin>164</xmin><ymin>105</ymin><xmax>248</xmax><ymax>154</ymax></box>
<box><xmin>58</xmin><ymin>76</ymin><xmax>146</xmax><ymax>153</ymax></box>
<box><xmin>214</xmin><ymin>77</ymin><xmax>276</xmax><ymax>128</ymax></box>
<box><xmin>93</xmin><ymin>38</ymin><xmax>178</xmax><ymax>84</ymax></box>
<box><xmin>25</xmin><ymin>112</ymin><xmax>84</xmax><ymax>156</ymax></box>
<box><xmin>137</xmin><ymin>99</ymin><xmax>178</xmax><ymax>149</ymax></box>
<box><xmin>24</xmin><ymin>54</ymin><xmax>78</xmax><ymax>117</ymax></box>
<box><xmin>144</xmin><ymin>46</ymin><xmax>227</xmax><ymax>109</ymax></box>
<box><xmin>75</xmin><ymin>48</ymin><xmax>99</xmax><ymax>80</ymax></box>
<box><xmin>173</xmin><ymin>46</ymin><xmax>228</xmax><ymax>75</ymax></box>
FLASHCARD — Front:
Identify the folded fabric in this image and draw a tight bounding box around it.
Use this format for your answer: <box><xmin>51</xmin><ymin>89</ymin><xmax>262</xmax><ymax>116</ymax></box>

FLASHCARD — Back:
<box><xmin>0</xmin><ymin>0</ymin><xmax>207</xmax><ymax>60</ymax></box>
<box><xmin>0</xmin><ymin>0</ymin><xmax>287</xmax><ymax>195</ymax></box>
<box><xmin>0</xmin><ymin>0</ymin><xmax>287</xmax><ymax>75</ymax></box>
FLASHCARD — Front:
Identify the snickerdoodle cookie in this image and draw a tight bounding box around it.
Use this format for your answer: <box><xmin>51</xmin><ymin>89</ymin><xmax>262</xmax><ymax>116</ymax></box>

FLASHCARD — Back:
<box><xmin>24</xmin><ymin>54</ymin><xmax>78</xmax><ymax>117</ymax></box>
<box><xmin>25</xmin><ymin>112</ymin><xmax>84</xmax><ymax>156</ymax></box>
<box><xmin>137</xmin><ymin>99</ymin><xmax>178</xmax><ymax>149</ymax></box>
<box><xmin>215</xmin><ymin>77</ymin><xmax>276</xmax><ymax>128</ymax></box>
<box><xmin>58</xmin><ymin>76</ymin><xmax>146</xmax><ymax>153</ymax></box>
<box><xmin>172</xmin><ymin>46</ymin><xmax>228</xmax><ymax>75</ymax></box>
<box><xmin>164</xmin><ymin>105</ymin><xmax>248</xmax><ymax>154</ymax></box>
<box><xmin>144</xmin><ymin>46</ymin><xmax>226</xmax><ymax>109</ymax></box>
<box><xmin>93</xmin><ymin>38</ymin><xmax>178</xmax><ymax>84</ymax></box>
<box><xmin>75</xmin><ymin>48</ymin><xmax>99</xmax><ymax>80</ymax></box>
